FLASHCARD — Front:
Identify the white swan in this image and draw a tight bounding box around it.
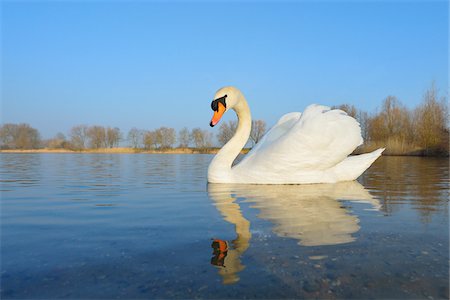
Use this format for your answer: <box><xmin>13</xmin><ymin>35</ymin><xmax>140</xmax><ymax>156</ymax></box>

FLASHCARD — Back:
<box><xmin>208</xmin><ymin>86</ymin><xmax>384</xmax><ymax>184</ymax></box>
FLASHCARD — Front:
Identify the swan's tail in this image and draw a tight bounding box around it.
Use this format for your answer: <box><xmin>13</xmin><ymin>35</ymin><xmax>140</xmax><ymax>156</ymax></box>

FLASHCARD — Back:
<box><xmin>332</xmin><ymin>148</ymin><xmax>385</xmax><ymax>182</ymax></box>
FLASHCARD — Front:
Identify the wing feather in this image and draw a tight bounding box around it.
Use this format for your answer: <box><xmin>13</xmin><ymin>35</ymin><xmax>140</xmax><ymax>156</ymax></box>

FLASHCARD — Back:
<box><xmin>237</xmin><ymin>104</ymin><xmax>363</xmax><ymax>174</ymax></box>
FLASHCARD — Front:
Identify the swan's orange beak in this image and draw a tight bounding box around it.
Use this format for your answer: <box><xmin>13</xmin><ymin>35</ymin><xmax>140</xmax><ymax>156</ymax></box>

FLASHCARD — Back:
<box><xmin>210</xmin><ymin>102</ymin><xmax>226</xmax><ymax>127</ymax></box>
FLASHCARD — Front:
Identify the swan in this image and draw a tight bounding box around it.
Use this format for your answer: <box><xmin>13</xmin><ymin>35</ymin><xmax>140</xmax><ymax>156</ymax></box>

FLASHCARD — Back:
<box><xmin>208</xmin><ymin>86</ymin><xmax>384</xmax><ymax>184</ymax></box>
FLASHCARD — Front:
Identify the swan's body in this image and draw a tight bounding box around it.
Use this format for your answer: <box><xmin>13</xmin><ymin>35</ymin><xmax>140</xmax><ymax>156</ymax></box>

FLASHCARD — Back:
<box><xmin>208</xmin><ymin>87</ymin><xmax>384</xmax><ymax>184</ymax></box>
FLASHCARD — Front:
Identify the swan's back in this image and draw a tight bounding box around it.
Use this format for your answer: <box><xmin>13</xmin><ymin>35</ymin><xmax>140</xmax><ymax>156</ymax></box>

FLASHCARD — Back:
<box><xmin>234</xmin><ymin>104</ymin><xmax>375</xmax><ymax>184</ymax></box>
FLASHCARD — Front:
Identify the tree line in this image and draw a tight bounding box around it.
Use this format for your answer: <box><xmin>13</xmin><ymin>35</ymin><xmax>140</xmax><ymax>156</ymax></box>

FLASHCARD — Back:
<box><xmin>128</xmin><ymin>127</ymin><xmax>214</xmax><ymax>150</ymax></box>
<box><xmin>0</xmin><ymin>122</ymin><xmax>266</xmax><ymax>151</ymax></box>
<box><xmin>333</xmin><ymin>83</ymin><xmax>448</xmax><ymax>155</ymax></box>
<box><xmin>1</xmin><ymin>83</ymin><xmax>447</xmax><ymax>155</ymax></box>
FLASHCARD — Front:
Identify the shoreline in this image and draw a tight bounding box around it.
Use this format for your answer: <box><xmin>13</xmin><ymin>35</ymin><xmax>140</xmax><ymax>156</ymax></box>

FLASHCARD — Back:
<box><xmin>0</xmin><ymin>148</ymin><xmax>215</xmax><ymax>154</ymax></box>
<box><xmin>0</xmin><ymin>147</ymin><xmax>249</xmax><ymax>154</ymax></box>
<box><xmin>0</xmin><ymin>147</ymin><xmax>448</xmax><ymax>157</ymax></box>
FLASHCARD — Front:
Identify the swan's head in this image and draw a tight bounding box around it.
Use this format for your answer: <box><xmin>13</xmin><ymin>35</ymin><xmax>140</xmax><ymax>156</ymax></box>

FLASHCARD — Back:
<box><xmin>210</xmin><ymin>86</ymin><xmax>243</xmax><ymax>127</ymax></box>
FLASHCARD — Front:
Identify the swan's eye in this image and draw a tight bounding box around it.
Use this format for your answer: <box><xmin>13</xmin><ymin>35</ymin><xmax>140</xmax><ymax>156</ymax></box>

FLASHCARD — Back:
<box><xmin>211</xmin><ymin>95</ymin><xmax>227</xmax><ymax>112</ymax></box>
<box><xmin>211</xmin><ymin>100</ymin><xmax>218</xmax><ymax>111</ymax></box>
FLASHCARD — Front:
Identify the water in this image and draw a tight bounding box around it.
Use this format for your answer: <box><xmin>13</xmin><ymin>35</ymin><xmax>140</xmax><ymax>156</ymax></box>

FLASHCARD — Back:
<box><xmin>1</xmin><ymin>154</ymin><xmax>448</xmax><ymax>299</ymax></box>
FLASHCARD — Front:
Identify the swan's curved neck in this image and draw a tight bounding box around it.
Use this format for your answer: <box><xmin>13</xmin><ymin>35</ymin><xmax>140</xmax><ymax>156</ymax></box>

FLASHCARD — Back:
<box><xmin>208</xmin><ymin>95</ymin><xmax>251</xmax><ymax>182</ymax></box>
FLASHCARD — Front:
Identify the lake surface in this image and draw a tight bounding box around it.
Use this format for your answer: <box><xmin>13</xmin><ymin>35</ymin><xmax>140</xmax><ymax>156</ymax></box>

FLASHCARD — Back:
<box><xmin>1</xmin><ymin>154</ymin><xmax>448</xmax><ymax>299</ymax></box>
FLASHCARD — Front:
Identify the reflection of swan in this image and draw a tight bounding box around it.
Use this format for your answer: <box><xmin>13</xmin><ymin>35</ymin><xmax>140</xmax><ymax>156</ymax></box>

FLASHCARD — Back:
<box><xmin>209</xmin><ymin>181</ymin><xmax>380</xmax><ymax>248</ymax></box>
<box><xmin>208</xmin><ymin>186</ymin><xmax>251</xmax><ymax>285</ymax></box>
<box><xmin>208</xmin><ymin>86</ymin><xmax>384</xmax><ymax>184</ymax></box>
<box><xmin>238</xmin><ymin>182</ymin><xmax>380</xmax><ymax>246</ymax></box>
<box><xmin>208</xmin><ymin>181</ymin><xmax>380</xmax><ymax>284</ymax></box>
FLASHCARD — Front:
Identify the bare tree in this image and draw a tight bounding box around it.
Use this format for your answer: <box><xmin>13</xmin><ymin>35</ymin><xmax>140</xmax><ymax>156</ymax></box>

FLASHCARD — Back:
<box><xmin>143</xmin><ymin>130</ymin><xmax>158</xmax><ymax>149</ymax></box>
<box><xmin>0</xmin><ymin>123</ymin><xmax>18</xmax><ymax>149</ymax></box>
<box><xmin>357</xmin><ymin>110</ymin><xmax>369</xmax><ymax>142</ymax></box>
<box><xmin>250</xmin><ymin>120</ymin><xmax>266</xmax><ymax>146</ymax></box>
<box><xmin>164</xmin><ymin>127</ymin><xmax>177</xmax><ymax>148</ymax></box>
<box><xmin>217</xmin><ymin>120</ymin><xmax>237</xmax><ymax>146</ymax></box>
<box><xmin>191</xmin><ymin>128</ymin><xmax>212</xmax><ymax>149</ymax></box>
<box><xmin>178</xmin><ymin>127</ymin><xmax>191</xmax><ymax>147</ymax></box>
<box><xmin>70</xmin><ymin>125</ymin><xmax>88</xmax><ymax>150</ymax></box>
<box><xmin>381</xmin><ymin>96</ymin><xmax>406</xmax><ymax>137</ymax></box>
<box><xmin>87</xmin><ymin>126</ymin><xmax>106</xmax><ymax>149</ymax></box>
<box><xmin>47</xmin><ymin>132</ymin><xmax>68</xmax><ymax>149</ymax></box>
<box><xmin>367</xmin><ymin>96</ymin><xmax>411</xmax><ymax>143</ymax></box>
<box><xmin>0</xmin><ymin>123</ymin><xmax>41</xmax><ymax>149</ymax></box>
<box><xmin>17</xmin><ymin>124</ymin><xmax>41</xmax><ymax>149</ymax></box>
<box><xmin>367</xmin><ymin>111</ymin><xmax>384</xmax><ymax>142</ymax></box>
<box><xmin>127</xmin><ymin>128</ymin><xmax>143</xmax><ymax>149</ymax></box>
<box><xmin>154</xmin><ymin>127</ymin><xmax>176</xmax><ymax>149</ymax></box>
<box><xmin>106</xmin><ymin>127</ymin><xmax>121</xmax><ymax>148</ymax></box>
<box><xmin>414</xmin><ymin>83</ymin><xmax>449</xmax><ymax>152</ymax></box>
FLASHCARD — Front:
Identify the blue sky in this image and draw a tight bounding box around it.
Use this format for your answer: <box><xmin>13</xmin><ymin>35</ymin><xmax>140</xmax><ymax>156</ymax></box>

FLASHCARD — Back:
<box><xmin>1</xmin><ymin>1</ymin><xmax>448</xmax><ymax>139</ymax></box>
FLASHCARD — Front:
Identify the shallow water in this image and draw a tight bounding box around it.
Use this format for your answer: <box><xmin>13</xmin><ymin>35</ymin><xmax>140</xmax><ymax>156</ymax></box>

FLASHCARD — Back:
<box><xmin>1</xmin><ymin>154</ymin><xmax>448</xmax><ymax>299</ymax></box>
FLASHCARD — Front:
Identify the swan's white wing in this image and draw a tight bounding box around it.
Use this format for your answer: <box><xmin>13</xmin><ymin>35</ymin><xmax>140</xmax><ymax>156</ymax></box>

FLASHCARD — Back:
<box><xmin>237</xmin><ymin>104</ymin><xmax>363</xmax><ymax>174</ymax></box>
<box><xmin>247</xmin><ymin>112</ymin><xmax>301</xmax><ymax>156</ymax></box>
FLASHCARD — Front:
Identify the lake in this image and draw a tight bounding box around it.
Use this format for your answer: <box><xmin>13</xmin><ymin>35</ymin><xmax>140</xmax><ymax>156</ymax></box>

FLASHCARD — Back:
<box><xmin>1</xmin><ymin>154</ymin><xmax>448</xmax><ymax>299</ymax></box>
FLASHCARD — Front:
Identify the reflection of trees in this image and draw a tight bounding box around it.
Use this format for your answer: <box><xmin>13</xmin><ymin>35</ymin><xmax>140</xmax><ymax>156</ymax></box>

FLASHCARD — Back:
<box><xmin>359</xmin><ymin>156</ymin><xmax>449</xmax><ymax>223</ymax></box>
<box><xmin>0</xmin><ymin>153</ymin><xmax>42</xmax><ymax>188</ymax></box>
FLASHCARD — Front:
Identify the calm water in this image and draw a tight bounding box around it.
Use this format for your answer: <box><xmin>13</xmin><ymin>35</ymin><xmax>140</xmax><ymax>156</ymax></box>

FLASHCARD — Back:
<box><xmin>1</xmin><ymin>154</ymin><xmax>448</xmax><ymax>299</ymax></box>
